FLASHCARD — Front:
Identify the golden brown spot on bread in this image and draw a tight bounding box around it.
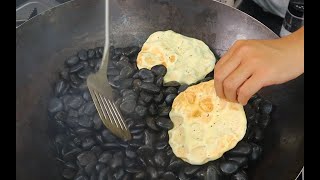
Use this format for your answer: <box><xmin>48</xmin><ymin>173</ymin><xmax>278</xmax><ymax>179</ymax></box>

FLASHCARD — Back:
<box><xmin>185</xmin><ymin>92</ymin><xmax>196</xmax><ymax>104</ymax></box>
<box><xmin>199</xmin><ymin>97</ymin><xmax>214</xmax><ymax>112</ymax></box>
<box><xmin>145</xmin><ymin>57</ymin><xmax>154</xmax><ymax>64</ymax></box>
<box><xmin>192</xmin><ymin>110</ymin><xmax>202</xmax><ymax>118</ymax></box>
<box><xmin>169</xmin><ymin>55</ymin><xmax>176</xmax><ymax>62</ymax></box>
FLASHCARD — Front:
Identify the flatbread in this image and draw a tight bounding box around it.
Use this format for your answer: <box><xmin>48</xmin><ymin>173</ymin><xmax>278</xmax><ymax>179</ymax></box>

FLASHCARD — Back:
<box><xmin>168</xmin><ymin>80</ymin><xmax>247</xmax><ymax>165</ymax></box>
<box><xmin>136</xmin><ymin>30</ymin><xmax>216</xmax><ymax>85</ymax></box>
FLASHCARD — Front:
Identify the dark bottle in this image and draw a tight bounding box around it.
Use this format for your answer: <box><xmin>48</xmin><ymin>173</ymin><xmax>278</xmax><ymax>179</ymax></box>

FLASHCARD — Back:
<box><xmin>280</xmin><ymin>0</ymin><xmax>304</xmax><ymax>37</ymax></box>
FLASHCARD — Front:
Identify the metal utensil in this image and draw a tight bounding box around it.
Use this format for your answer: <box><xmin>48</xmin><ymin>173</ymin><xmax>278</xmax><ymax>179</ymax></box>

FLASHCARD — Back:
<box><xmin>86</xmin><ymin>0</ymin><xmax>131</xmax><ymax>141</ymax></box>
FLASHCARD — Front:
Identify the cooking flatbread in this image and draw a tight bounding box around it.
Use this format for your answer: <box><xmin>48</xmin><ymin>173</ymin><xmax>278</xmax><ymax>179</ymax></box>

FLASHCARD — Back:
<box><xmin>136</xmin><ymin>30</ymin><xmax>216</xmax><ymax>85</ymax></box>
<box><xmin>168</xmin><ymin>80</ymin><xmax>247</xmax><ymax>165</ymax></box>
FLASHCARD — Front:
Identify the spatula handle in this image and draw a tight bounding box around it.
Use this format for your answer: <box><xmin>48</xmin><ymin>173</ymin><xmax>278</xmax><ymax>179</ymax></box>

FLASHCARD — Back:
<box><xmin>99</xmin><ymin>0</ymin><xmax>110</xmax><ymax>75</ymax></box>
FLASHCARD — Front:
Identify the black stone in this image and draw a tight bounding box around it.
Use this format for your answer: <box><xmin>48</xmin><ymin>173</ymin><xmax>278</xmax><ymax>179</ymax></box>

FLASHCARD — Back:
<box><xmin>95</xmin><ymin>163</ymin><xmax>106</xmax><ymax>172</ymax></box>
<box><xmin>110</xmin><ymin>152</ymin><xmax>124</xmax><ymax>169</ymax></box>
<box><xmin>91</xmin><ymin>146</ymin><xmax>103</xmax><ymax>157</ymax></box>
<box><xmin>159</xmin><ymin>106</ymin><xmax>171</xmax><ymax>117</ymax></box>
<box><xmin>102</xmin><ymin>143</ymin><xmax>122</xmax><ymax>150</ymax></box>
<box><xmin>161</xmin><ymin>172</ymin><xmax>176</xmax><ymax>180</ymax></box>
<box><xmin>55</xmin><ymin>111</ymin><xmax>67</xmax><ymax>122</ymax></box>
<box><xmin>101</xmin><ymin>131</ymin><xmax>116</xmax><ymax>142</ymax></box>
<box><xmin>249</xmin><ymin>143</ymin><xmax>262</xmax><ymax>161</ymax></box>
<box><xmin>85</xmin><ymin>161</ymin><xmax>96</xmax><ymax>175</ymax></box>
<box><xmin>140</xmin><ymin>91</ymin><xmax>153</xmax><ymax>104</ymax></box>
<box><xmin>114</xmin><ymin>169</ymin><xmax>125</xmax><ymax>179</ymax></box>
<box><xmin>252</xmin><ymin>98</ymin><xmax>263</xmax><ymax>112</ymax></box>
<box><xmin>148</xmin><ymin>103</ymin><xmax>158</xmax><ymax>116</ymax></box>
<box><xmin>163</xmin><ymin>87</ymin><xmax>178</xmax><ymax>95</ymax></box>
<box><xmin>205</xmin><ymin>165</ymin><xmax>221</xmax><ymax>180</ymax></box>
<box><xmin>151</xmin><ymin>65</ymin><xmax>167</xmax><ymax>77</ymax></box>
<box><xmin>133</xmin><ymin>79</ymin><xmax>142</xmax><ymax>92</ymax></box>
<box><xmin>120</xmin><ymin>78</ymin><xmax>134</xmax><ymax>89</ymax></box>
<box><xmin>137</xmin><ymin>145</ymin><xmax>154</xmax><ymax>156</ymax></box>
<box><xmin>227</xmin><ymin>156</ymin><xmax>248</xmax><ymax>167</ymax></box>
<box><xmin>48</xmin><ymin>97</ymin><xmax>63</xmax><ymax>113</ymax></box>
<box><xmin>87</xmin><ymin>49</ymin><xmax>95</xmax><ymax>59</ymax></box>
<box><xmin>244</xmin><ymin>105</ymin><xmax>255</xmax><ymax>121</ymax></box>
<box><xmin>63</xmin><ymin>95</ymin><xmax>84</xmax><ymax>110</ymax></box>
<box><xmin>155</xmin><ymin>76</ymin><xmax>164</xmax><ymax>87</ymax></box>
<box><xmin>163</xmin><ymin>81</ymin><xmax>180</xmax><ymax>87</ymax></box>
<box><xmin>155</xmin><ymin>142</ymin><xmax>168</xmax><ymax>150</ymax></box>
<box><xmin>76</xmin><ymin>128</ymin><xmax>93</xmax><ymax>138</ymax></box>
<box><xmin>178</xmin><ymin>170</ymin><xmax>189</xmax><ymax>180</ymax></box>
<box><xmin>77</xmin><ymin>151</ymin><xmax>97</xmax><ymax>166</ymax></box>
<box><xmin>120</xmin><ymin>65</ymin><xmax>135</xmax><ymax>79</ymax></box>
<box><xmin>70</xmin><ymin>63</ymin><xmax>84</xmax><ymax>73</ymax></box>
<box><xmin>178</xmin><ymin>84</ymin><xmax>189</xmax><ymax>93</ymax></box>
<box><xmin>231</xmin><ymin>171</ymin><xmax>248</xmax><ymax>180</ymax></box>
<box><xmin>154</xmin><ymin>151</ymin><xmax>168</xmax><ymax>167</ymax></box>
<box><xmin>259</xmin><ymin>99</ymin><xmax>273</xmax><ymax>114</ymax></box>
<box><xmin>140</xmin><ymin>82</ymin><xmax>160</xmax><ymax>94</ymax></box>
<box><xmin>154</xmin><ymin>93</ymin><xmax>164</xmax><ymax>104</ymax></box>
<box><xmin>98</xmin><ymin>168</ymin><xmax>109</xmax><ymax>180</ymax></box>
<box><xmin>120</xmin><ymin>100</ymin><xmax>137</xmax><ymax>114</ymax></box>
<box><xmin>93</xmin><ymin>114</ymin><xmax>102</xmax><ymax>130</ymax></box>
<box><xmin>78</xmin><ymin>69</ymin><xmax>91</xmax><ymax>79</ymax></box>
<box><xmin>107</xmin><ymin>68</ymin><xmax>120</xmax><ymax>76</ymax></box>
<box><xmin>144</xmin><ymin>130</ymin><xmax>156</xmax><ymax>146</ymax></box>
<box><xmin>128</xmin><ymin>139</ymin><xmax>142</xmax><ymax>148</ymax></box>
<box><xmin>63</xmin><ymin>148</ymin><xmax>82</xmax><ymax>161</ymax></box>
<box><xmin>156</xmin><ymin>117</ymin><xmax>173</xmax><ymax>130</ymax></box>
<box><xmin>125</xmin><ymin>147</ymin><xmax>137</xmax><ymax>159</ymax></box>
<box><xmin>55</xmin><ymin>80</ymin><xmax>69</xmax><ymax>97</ymax></box>
<box><xmin>78</xmin><ymin>116</ymin><xmax>93</xmax><ymax>128</ymax></box>
<box><xmin>98</xmin><ymin>152</ymin><xmax>112</xmax><ymax>164</ymax></box>
<box><xmin>139</xmin><ymin>68</ymin><xmax>155</xmax><ymax>83</ymax></box>
<box><xmin>123</xmin><ymin>46</ymin><xmax>140</xmax><ymax>57</ymax></box>
<box><xmin>220</xmin><ymin>160</ymin><xmax>239</xmax><ymax>175</ymax></box>
<box><xmin>227</xmin><ymin>142</ymin><xmax>252</xmax><ymax>156</ymax></box>
<box><xmin>78</xmin><ymin>49</ymin><xmax>88</xmax><ymax>61</ymax></box>
<box><xmin>75</xmin><ymin>175</ymin><xmax>89</xmax><ymax>180</ymax></box>
<box><xmin>146</xmin><ymin>116</ymin><xmax>160</xmax><ymax>131</ymax></box>
<box><xmin>147</xmin><ymin>167</ymin><xmax>158</xmax><ymax>179</ymax></box>
<box><xmin>134</xmin><ymin>171</ymin><xmax>146</xmax><ymax>179</ymax></box>
<box><xmin>168</xmin><ymin>158</ymin><xmax>184</xmax><ymax>171</ymax></box>
<box><xmin>165</xmin><ymin>94</ymin><xmax>177</xmax><ymax>105</ymax></box>
<box><xmin>184</xmin><ymin>165</ymin><xmax>200</xmax><ymax>176</ymax></box>
<box><xmin>253</xmin><ymin>127</ymin><xmax>264</xmax><ymax>142</ymax></box>
<box><xmin>83</xmin><ymin>102</ymin><xmax>96</xmax><ymax>116</ymax></box>
<box><xmin>66</xmin><ymin>56</ymin><xmax>80</xmax><ymax>66</ymax></box>
<box><xmin>81</xmin><ymin>137</ymin><xmax>96</xmax><ymax>150</ymax></box>
<box><xmin>258</xmin><ymin>114</ymin><xmax>271</xmax><ymax>128</ymax></box>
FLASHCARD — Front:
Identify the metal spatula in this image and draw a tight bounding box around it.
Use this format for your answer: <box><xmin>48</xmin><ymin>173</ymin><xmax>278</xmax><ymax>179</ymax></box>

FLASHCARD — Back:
<box><xmin>87</xmin><ymin>0</ymin><xmax>131</xmax><ymax>141</ymax></box>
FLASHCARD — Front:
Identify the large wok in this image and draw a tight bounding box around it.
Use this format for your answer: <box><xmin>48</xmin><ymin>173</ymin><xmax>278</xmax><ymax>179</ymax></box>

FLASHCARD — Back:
<box><xmin>16</xmin><ymin>0</ymin><xmax>304</xmax><ymax>179</ymax></box>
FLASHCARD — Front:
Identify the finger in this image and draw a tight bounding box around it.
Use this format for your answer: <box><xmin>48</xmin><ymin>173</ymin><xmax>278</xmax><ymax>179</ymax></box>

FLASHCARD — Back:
<box><xmin>214</xmin><ymin>75</ymin><xmax>226</xmax><ymax>99</ymax></box>
<box><xmin>223</xmin><ymin>63</ymin><xmax>254</xmax><ymax>102</ymax></box>
<box><xmin>237</xmin><ymin>74</ymin><xmax>264</xmax><ymax>105</ymax></box>
<box><xmin>214</xmin><ymin>56</ymin><xmax>241</xmax><ymax>99</ymax></box>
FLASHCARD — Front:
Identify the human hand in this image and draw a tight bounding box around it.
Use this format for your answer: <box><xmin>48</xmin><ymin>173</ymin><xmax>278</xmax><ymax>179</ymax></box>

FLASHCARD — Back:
<box><xmin>214</xmin><ymin>27</ymin><xmax>304</xmax><ymax>105</ymax></box>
